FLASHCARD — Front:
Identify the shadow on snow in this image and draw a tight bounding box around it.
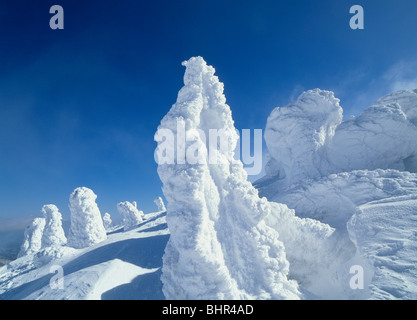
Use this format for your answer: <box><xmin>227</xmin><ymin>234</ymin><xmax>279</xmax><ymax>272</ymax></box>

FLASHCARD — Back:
<box><xmin>0</xmin><ymin>233</ymin><xmax>169</xmax><ymax>300</ymax></box>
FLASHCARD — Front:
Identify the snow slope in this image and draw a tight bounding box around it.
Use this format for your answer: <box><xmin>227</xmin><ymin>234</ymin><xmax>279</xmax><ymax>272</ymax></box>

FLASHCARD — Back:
<box><xmin>0</xmin><ymin>210</ymin><xmax>168</xmax><ymax>300</ymax></box>
<box><xmin>349</xmin><ymin>194</ymin><xmax>417</xmax><ymax>299</ymax></box>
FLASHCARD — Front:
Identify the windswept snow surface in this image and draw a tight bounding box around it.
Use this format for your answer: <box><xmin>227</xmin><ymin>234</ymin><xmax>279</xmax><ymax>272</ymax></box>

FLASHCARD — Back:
<box><xmin>256</xmin><ymin>169</ymin><xmax>417</xmax><ymax>299</ymax></box>
<box><xmin>256</xmin><ymin>88</ymin><xmax>417</xmax><ymax>299</ymax></box>
<box><xmin>0</xmin><ymin>211</ymin><xmax>168</xmax><ymax>300</ymax></box>
<box><xmin>349</xmin><ymin>195</ymin><xmax>417</xmax><ymax>299</ymax></box>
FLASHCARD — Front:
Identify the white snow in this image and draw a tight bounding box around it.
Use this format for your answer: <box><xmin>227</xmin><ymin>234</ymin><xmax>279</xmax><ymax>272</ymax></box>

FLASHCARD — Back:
<box><xmin>154</xmin><ymin>57</ymin><xmax>345</xmax><ymax>300</ymax></box>
<box><xmin>84</xmin><ymin>259</ymin><xmax>160</xmax><ymax>300</ymax></box>
<box><xmin>67</xmin><ymin>187</ymin><xmax>107</xmax><ymax>249</ymax></box>
<box><xmin>256</xmin><ymin>169</ymin><xmax>417</xmax><ymax>298</ymax></box>
<box><xmin>117</xmin><ymin>201</ymin><xmax>144</xmax><ymax>231</ymax></box>
<box><xmin>41</xmin><ymin>204</ymin><xmax>67</xmax><ymax>248</ymax></box>
<box><xmin>264</xmin><ymin>89</ymin><xmax>343</xmax><ymax>189</ymax></box>
<box><xmin>348</xmin><ymin>195</ymin><xmax>417</xmax><ymax>299</ymax></box>
<box><xmin>1</xmin><ymin>58</ymin><xmax>417</xmax><ymax>300</ymax></box>
<box><xmin>327</xmin><ymin>102</ymin><xmax>417</xmax><ymax>174</ymax></box>
<box><xmin>0</xmin><ymin>211</ymin><xmax>168</xmax><ymax>300</ymax></box>
<box><xmin>256</xmin><ymin>87</ymin><xmax>417</xmax><ymax>299</ymax></box>
<box><xmin>102</xmin><ymin>213</ymin><xmax>113</xmax><ymax>231</ymax></box>
<box><xmin>375</xmin><ymin>89</ymin><xmax>417</xmax><ymax>125</ymax></box>
<box><xmin>153</xmin><ymin>197</ymin><xmax>166</xmax><ymax>212</ymax></box>
<box><xmin>17</xmin><ymin>218</ymin><xmax>45</xmax><ymax>258</ymax></box>
<box><xmin>263</xmin><ymin>89</ymin><xmax>417</xmax><ymax>191</ymax></box>
<box><xmin>257</xmin><ymin>169</ymin><xmax>417</xmax><ymax>229</ymax></box>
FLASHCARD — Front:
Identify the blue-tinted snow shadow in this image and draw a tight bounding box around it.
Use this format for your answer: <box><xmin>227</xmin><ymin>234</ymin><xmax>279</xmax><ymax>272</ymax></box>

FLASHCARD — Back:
<box><xmin>138</xmin><ymin>223</ymin><xmax>168</xmax><ymax>233</ymax></box>
<box><xmin>106</xmin><ymin>226</ymin><xmax>125</xmax><ymax>235</ymax></box>
<box><xmin>109</xmin><ymin>211</ymin><xmax>166</xmax><ymax>235</ymax></box>
<box><xmin>0</xmin><ymin>270</ymin><xmax>53</xmax><ymax>300</ymax></box>
<box><xmin>101</xmin><ymin>268</ymin><xmax>165</xmax><ymax>300</ymax></box>
<box><xmin>63</xmin><ymin>234</ymin><xmax>170</xmax><ymax>273</ymax></box>
<box><xmin>0</xmin><ymin>234</ymin><xmax>169</xmax><ymax>300</ymax></box>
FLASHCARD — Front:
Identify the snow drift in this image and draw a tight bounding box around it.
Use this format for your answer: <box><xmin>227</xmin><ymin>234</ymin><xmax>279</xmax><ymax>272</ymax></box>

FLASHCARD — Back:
<box><xmin>258</xmin><ymin>169</ymin><xmax>417</xmax><ymax>230</ymax></box>
<box><xmin>348</xmin><ymin>194</ymin><xmax>417</xmax><ymax>299</ymax></box>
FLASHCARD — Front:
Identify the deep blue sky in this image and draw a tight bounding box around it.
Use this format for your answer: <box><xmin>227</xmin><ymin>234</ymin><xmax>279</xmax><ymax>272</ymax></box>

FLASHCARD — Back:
<box><xmin>0</xmin><ymin>0</ymin><xmax>417</xmax><ymax>227</ymax></box>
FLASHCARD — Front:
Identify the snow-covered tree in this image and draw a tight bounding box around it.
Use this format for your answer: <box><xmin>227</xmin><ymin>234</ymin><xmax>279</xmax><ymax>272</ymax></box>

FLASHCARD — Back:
<box><xmin>263</xmin><ymin>88</ymin><xmax>417</xmax><ymax>191</ymax></box>
<box><xmin>153</xmin><ymin>197</ymin><xmax>166</xmax><ymax>211</ymax></box>
<box><xmin>264</xmin><ymin>89</ymin><xmax>343</xmax><ymax>189</ymax></box>
<box><xmin>41</xmin><ymin>204</ymin><xmax>67</xmax><ymax>248</ymax></box>
<box><xmin>102</xmin><ymin>212</ymin><xmax>113</xmax><ymax>231</ymax></box>
<box><xmin>117</xmin><ymin>201</ymin><xmax>144</xmax><ymax>231</ymax></box>
<box><xmin>155</xmin><ymin>57</ymin><xmax>329</xmax><ymax>299</ymax></box>
<box><xmin>18</xmin><ymin>217</ymin><xmax>45</xmax><ymax>258</ymax></box>
<box><xmin>327</xmin><ymin>91</ymin><xmax>417</xmax><ymax>173</ymax></box>
<box><xmin>67</xmin><ymin>187</ymin><xmax>107</xmax><ymax>249</ymax></box>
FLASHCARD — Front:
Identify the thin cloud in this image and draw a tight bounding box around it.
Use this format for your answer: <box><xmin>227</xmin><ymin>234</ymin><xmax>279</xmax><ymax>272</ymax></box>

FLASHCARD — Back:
<box><xmin>0</xmin><ymin>216</ymin><xmax>35</xmax><ymax>231</ymax></box>
<box><xmin>383</xmin><ymin>60</ymin><xmax>417</xmax><ymax>92</ymax></box>
<box><xmin>333</xmin><ymin>60</ymin><xmax>417</xmax><ymax>118</ymax></box>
